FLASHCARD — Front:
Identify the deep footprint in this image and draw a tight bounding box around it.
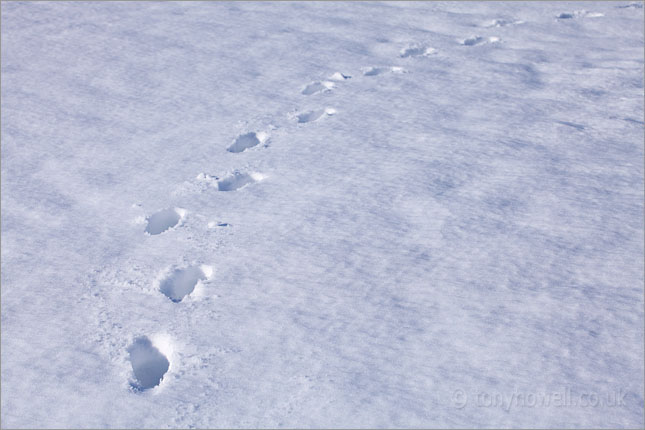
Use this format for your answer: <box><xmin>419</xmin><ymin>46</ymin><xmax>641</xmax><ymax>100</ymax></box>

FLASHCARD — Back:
<box><xmin>145</xmin><ymin>208</ymin><xmax>185</xmax><ymax>235</ymax></box>
<box><xmin>227</xmin><ymin>131</ymin><xmax>269</xmax><ymax>153</ymax></box>
<box><xmin>217</xmin><ymin>172</ymin><xmax>264</xmax><ymax>191</ymax></box>
<box><xmin>301</xmin><ymin>81</ymin><xmax>334</xmax><ymax>95</ymax></box>
<box><xmin>362</xmin><ymin>66</ymin><xmax>406</xmax><ymax>76</ymax></box>
<box><xmin>159</xmin><ymin>265</ymin><xmax>211</xmax><ymax>302</ymax></box>
<box><xmin>128</xmin><ymin>337</ymin><xmax>169</xmax><ymax>390</ymax></box>
<box><xmin>296</xmin><ymin>108</ymin><xmax>336</xmax><ymax>124</ymax></box>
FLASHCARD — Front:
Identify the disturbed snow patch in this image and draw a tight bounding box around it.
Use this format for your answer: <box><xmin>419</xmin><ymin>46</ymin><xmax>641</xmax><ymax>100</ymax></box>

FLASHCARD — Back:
<box><xmin>145</xmin><ymin>208</ymin><xmax>186</xmax><ymax>235</ymax></box>
<box><xmin>128</xmin><ymin>336</ymin><xmax>170</xmax><ymax>391</ymax></box>
<box><xmin>159</xmin><ymin>265</ymin><xmax>213</xmax><ymax>302</ymax></box>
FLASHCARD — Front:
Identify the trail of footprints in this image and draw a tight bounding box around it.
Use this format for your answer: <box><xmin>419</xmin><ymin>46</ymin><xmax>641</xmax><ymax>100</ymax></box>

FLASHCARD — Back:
<box><xmin>100</xmin><ymin>5</ymin><xmax>611</xmax><ymax>392</ymax></box>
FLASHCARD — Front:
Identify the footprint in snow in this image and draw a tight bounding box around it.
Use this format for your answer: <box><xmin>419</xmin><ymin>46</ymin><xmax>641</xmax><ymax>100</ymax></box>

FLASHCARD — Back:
<box><xmin>362</xmin><ymin>66</ymin><xmax>407</xmax><ymax>76</ymax></box>
<box><xmin>295</xmin><ymin>107</ymin><xmax>337</xmax><ymax>124</ymax></box>
<box><xmin>217</xmin><ymin>172</ymin><xmax>264</xmax><ymax>191</ymax></box>
<box><xmin>400</xmin><ymin>44</ymin><xmax>436</xmax><ymax>58</ymax></box>
<box><xmin>480</xmin><ymin>19</ymin><xmax>524</xmax><ymax>27</ymax></box>
<box><xmin>227</xmin><ymin>131</ymin><xmax>270</xmax><ymax>153</ymax></box>
<box><xmin>557</xmin><ymin>10</ymin><xmax>604</xmax><ymax>19</ymax></box>
<box><xmin>128</xmin><ymin>336</ymin><xmax>170</xmax><ymax>391</ymax></box>
<box><xmin>159</xmin><ymin>264</ymin><xmax>213</xmax><ymax>302</ymax></box>
<box><xmin>145</xmin><ymin>208</ymin><xmax>186</xmax><ymax>235</ymax></box>
<box><xmin>301</xmin><ymin>81</ymin><xmax>334</xmax><ymax>95</ymax></box>
<box><xmin>460</xmin><ymin>36</ymin><xmax>501</xmax><ymax>46</ymax></box>
<box><xmin>196</xmin><ymin>171</ymin><xmax>265</xmax><ymax>192</ymax></box>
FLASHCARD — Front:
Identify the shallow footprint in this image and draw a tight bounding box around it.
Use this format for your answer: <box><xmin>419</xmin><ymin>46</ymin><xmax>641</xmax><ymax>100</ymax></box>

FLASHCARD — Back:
<box><xmin>145</xmin><ymin>208</ymin><xmax>186</xmax><ymax>235</ymax></box>
<box><xmin>400</xmin><ymin>44</ymin><xmax>436</xmax><ymax>58</ymax></box>
<box><xmin>362</xmin><ymin>66</ymin><xmax>407</xmax><ymax>76</ymax></box>
<box><xmin>296</xmin><ymin>108</ymin><xmax>337</xmax><ymax>124</ymax></box>
<box><xmin>557</xmin><ymin>10</ymin><xmax>604</xmax><ymax>19</ymax></box>
<box><xmin>301</xmin><ymin>81</ymin><xmax>334</xmax><ymax>95</ymax></box>
<box><xmin>159</xmin><ymin>265</ymin><xmax>212</xmax><ymax>302</ymax></box>
<box><xmin>128</xmin><ymin>336</ymin><xmax>169</xmax><ymax>390</ymax></box>
<box><xmin>217</xmin><ymin>171</ymin><xmax>265</xmax><ymax>191</ymax></box>
<box><xmin>480</xmin><ymin>19</ymin><xmax>524</xmax><ymax>27</ymax></box>
<box><xmin>460</xmin><ymin>36</ymin><xmax>500</xmax><ymax>46</ymax></box>
<box><xmin>227</xmin><ymin>131</ymin><xmax>270</xmax><ymax>153</ymax></box>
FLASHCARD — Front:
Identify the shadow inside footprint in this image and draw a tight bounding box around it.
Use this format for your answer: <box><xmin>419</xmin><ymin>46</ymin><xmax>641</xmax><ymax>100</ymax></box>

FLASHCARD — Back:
<box><xmin>128</xmin><ymin>337</ymin><xmax>169</xmax><ymax>391</ymax></box>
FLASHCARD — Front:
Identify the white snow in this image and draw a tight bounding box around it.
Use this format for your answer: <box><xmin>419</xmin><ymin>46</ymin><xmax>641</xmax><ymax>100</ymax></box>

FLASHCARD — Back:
<box><xmin>1</xmin><ymin>1</ymin><xmax>643</xmax><ymax>428</ymax></box>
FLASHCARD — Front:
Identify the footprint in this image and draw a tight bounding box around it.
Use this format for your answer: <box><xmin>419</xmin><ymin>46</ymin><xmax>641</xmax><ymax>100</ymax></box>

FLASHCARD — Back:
<box><xmin>227</xmin><ymin>131</ymin><xmax>270</xmax><ymax>153</ymax></box>
<box><xmin>128</xmin><ymin>336</ymin><xmax>170</xmax><ymax>390</ymax></box>
<box><xmin>362</xmin><ymin>66</ymin><xmax>407</xmax><ymax>76</ymax></box>
<box><xmin>400</xmin><ymin>44</ymin><xmax>436</xmax><ymax>58</ymax></box>
<box><xmin>557</xmin><ymin>10</ymin><xmax>604</xmax><ymax>19</ymax></box>
<box><xmin>301</xmin><ymin>81</ymin><xmax>334</xmax><ymax>95</ymax></box>
<box><xmin>460</xmin><ymin>36</ymin><xmax>500</xmax><ymax>46</ymax></box>
<box><xmin>159</xmin><ymin>265</ymin><xmax>213</xmax><ymax>302</ymax></box>
<box><xmin>145</xmin><ymin>208</ymin><xmax>186</xmax><ymax>235</ymax></box>
<box><xmin>480</xmin><ymin>19</ymin><xmax>524</xmax><ymax>27</ymax></box>
<box><xmin>295</xmin><ymin>108</ymin><xmax>337</xmax><ymax>124</ymax></box>
<box><xmin>217</xmin><ymin>171</ymin><xmax>265</xmax><ymax>191</ymax></box>
<box><xmin>196</xmin><ymin>171</ymin><xmax>265</xmax><ymax>191</ymax></box>
<box><xmin>328</xmin><ymin>72</ymin><xmax>351</xmax><ymax>81</ymax></box>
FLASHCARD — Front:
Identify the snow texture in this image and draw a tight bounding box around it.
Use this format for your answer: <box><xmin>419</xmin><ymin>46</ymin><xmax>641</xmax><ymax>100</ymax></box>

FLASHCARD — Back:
<box><xmin>1</xmin><ymin>1</ymin><xmax>644</xmax><ymax>428</ymax></box>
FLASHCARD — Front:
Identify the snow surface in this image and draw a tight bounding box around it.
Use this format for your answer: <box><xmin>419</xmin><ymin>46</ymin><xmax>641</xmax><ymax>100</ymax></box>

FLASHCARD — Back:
<box><xmin>1</xmin><ymin>1</ymin><xmax>644</xmax><ymax>428</ymax></box>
